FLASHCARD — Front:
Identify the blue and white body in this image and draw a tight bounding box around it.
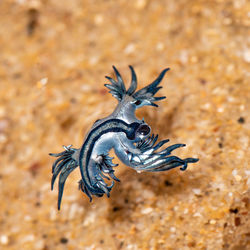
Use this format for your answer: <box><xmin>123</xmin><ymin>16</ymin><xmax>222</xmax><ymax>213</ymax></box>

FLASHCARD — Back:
<box><xmin>50</xmin><ymin>66</ymin><xmax>199</xmax><ymax>210</ymax></box>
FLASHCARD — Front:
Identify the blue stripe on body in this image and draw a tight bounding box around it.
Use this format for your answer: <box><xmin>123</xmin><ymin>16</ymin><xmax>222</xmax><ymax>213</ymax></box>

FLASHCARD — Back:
<box><xmin>79</xmin><ymin>119</ymin><xmax>139</xmax><ymax>194</ymax></box>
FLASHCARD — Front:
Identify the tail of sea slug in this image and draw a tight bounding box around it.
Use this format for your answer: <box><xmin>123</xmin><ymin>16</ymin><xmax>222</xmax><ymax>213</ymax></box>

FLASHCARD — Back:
<box><xmin>49</xmin><ymin>145</ymin><xmax>79</xmax><ymax>210</ymax></box>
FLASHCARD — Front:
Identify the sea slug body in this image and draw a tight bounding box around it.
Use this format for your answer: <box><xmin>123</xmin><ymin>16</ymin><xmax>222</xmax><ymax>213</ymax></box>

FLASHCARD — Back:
<box><xmin>50</xmin><ymin>66</ymin><xmax>199</xmax><ymax>210</ymax></box>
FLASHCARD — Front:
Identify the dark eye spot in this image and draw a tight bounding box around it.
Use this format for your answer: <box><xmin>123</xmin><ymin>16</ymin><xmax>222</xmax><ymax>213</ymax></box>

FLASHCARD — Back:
<box><xmin>134</xmin><ymin>100</ymin><xmax>141</xmax><ymax>105</ymax></box>
<box><xmin>137</xmin><ymin>125</ymin><xmax>150</xmax><ymax>135</ymax></box>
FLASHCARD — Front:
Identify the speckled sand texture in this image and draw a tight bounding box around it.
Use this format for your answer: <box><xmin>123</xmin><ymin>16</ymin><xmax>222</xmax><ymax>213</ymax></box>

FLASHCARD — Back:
<box><xmin>0</xmin><ymin>0</ymin><xmax>249</xmax><ymax>249</ymax></box>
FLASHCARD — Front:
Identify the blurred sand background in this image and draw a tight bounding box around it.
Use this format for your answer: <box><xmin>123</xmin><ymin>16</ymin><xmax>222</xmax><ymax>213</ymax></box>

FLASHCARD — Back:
<box><xmin>0</xmin><ymin>0</ymin><xmax>249</xmax><ymax>249</ymax></box>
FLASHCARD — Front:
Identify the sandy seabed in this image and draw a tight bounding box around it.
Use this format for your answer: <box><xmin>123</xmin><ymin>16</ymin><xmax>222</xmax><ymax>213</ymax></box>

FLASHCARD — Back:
<box><xmin>0</xmin><ymin>0</ymin><xmax>249</xmax><ymax>249</ymax></box>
